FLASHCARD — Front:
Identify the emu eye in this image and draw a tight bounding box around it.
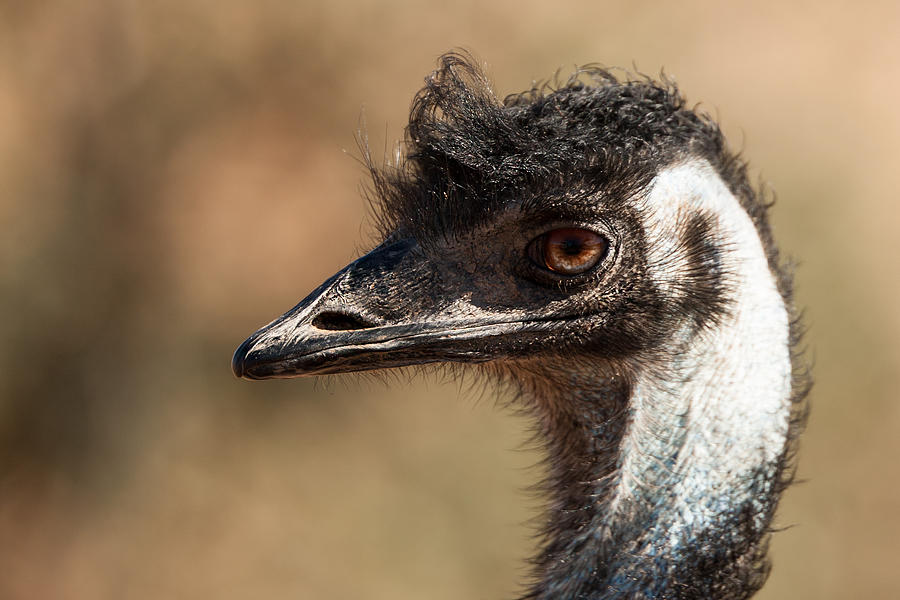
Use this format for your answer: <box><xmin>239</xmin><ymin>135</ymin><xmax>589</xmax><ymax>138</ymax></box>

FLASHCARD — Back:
<box><xmin>527</xmin><ymin>228</ymin><xmax>608</xmax><ymax>275</ymax></box>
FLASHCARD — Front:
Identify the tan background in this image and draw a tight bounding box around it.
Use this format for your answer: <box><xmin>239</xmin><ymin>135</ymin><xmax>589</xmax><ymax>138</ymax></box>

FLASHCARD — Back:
<box><xmin>1</xmin><ymin>1</ymin><xmax>897</xmax><ymax>598</ymax></box>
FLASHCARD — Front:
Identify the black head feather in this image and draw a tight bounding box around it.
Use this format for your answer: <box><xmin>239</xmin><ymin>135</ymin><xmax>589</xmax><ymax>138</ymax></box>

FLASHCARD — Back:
<box><xmin>369</xmin><ymin>52</ymin><xmax>752</xmax><ymax>250</ymax></box>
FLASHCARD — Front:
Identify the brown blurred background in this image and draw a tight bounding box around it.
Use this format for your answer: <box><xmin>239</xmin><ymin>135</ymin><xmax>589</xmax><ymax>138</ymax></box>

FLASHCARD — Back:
<box><xmin>0</xmin><ymin>1</ymin><xmax>897</xmax><ymax>598</ymax></box>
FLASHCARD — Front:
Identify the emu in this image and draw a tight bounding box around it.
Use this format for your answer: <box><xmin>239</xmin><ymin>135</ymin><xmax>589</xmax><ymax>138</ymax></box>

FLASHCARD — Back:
<box><xmin>232</xmin><ymin>53</ymin><xmax>808</xmax><ymax>599</ymax></box>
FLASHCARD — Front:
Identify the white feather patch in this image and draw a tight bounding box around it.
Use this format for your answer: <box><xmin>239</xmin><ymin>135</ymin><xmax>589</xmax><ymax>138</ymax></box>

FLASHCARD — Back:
<box><xmin>628</xmin><ymin>160</ymin><xmax>792</xmax><ymax>548</ymax></box>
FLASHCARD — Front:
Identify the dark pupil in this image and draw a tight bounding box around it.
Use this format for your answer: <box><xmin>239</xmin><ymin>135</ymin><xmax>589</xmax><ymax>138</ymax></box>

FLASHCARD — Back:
<box><xmin>561</xmin><ymin>238</ymin><xmax>583</xmax><ymax>255</ymax></box>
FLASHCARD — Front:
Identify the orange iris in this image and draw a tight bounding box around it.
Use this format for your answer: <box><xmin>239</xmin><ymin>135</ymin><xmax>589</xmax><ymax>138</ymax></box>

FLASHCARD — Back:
<box><xmin>535</xmin><ymin>228</ymin><xmax>607</xmax><ymax>275</ymax></box>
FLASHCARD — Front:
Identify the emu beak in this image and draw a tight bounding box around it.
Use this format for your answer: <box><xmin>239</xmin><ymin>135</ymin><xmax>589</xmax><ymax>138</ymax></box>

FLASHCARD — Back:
<box><xmin>232</xmin><ymin>238</ymin><xmax>544</xmax><ymax>379</ymax></box>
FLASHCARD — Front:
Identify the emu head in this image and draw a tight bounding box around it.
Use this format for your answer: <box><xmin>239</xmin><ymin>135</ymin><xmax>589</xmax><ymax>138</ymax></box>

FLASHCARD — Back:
<box><xmin>232</xmin><ymin>53</ymin><xmax>805</xmax><ymax>599</ymax></box>
<box><xmin>233</xmin><ymin>55</ymin><xmax>765</xmax><ymax>382</ymax></box>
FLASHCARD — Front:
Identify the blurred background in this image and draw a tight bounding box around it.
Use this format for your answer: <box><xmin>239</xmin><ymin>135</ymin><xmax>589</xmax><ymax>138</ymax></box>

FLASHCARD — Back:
<box><xmin>0</xmin><ymin>1</ymin><xmax>897</xmax><ymax>598</ymax></box>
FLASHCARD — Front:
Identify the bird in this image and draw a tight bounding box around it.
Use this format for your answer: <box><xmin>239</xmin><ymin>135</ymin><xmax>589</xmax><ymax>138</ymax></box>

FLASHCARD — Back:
<box><xmin>232</xmin><ymin>52</ymin><xmax>809</xmax><ymax>599</ymax></box>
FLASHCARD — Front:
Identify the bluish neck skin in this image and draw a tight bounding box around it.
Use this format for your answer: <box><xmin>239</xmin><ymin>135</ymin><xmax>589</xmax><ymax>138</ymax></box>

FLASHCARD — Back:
<box><xmin>518</xmin><ymin>328</ymin><xmax>791</xmax><ymax>599</ymax></box>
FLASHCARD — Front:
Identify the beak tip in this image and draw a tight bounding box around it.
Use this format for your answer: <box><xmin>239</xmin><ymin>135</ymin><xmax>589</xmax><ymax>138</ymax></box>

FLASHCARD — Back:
<box><xmin>232</xmin><ymin>337</ymin><xmax>254</xmax><ymax>379</ymax></box>
<box><xmin>231</xmin><ymin>352</ymin><xmax>245</xmax><ymax>379</ymax></box>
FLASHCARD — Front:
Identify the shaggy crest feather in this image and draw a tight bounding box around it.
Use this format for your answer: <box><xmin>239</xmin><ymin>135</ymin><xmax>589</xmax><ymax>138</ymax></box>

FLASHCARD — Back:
<box><xmin>368</xmin><ymin>53</ymin><xmax>752</xmax><ymax>249</ymax></box>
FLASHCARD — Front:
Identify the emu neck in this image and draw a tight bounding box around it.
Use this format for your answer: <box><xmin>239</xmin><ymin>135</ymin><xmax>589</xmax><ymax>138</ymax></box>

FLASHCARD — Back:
<box><xmin>523</xmin><ymin>163</ymin><xmax>793</xmax><ymax>599</ymax></box>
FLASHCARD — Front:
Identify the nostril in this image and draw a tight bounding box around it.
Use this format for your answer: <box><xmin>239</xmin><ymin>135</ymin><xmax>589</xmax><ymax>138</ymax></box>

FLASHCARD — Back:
<box><xmin>311</xmin><ymin>311</ymin><xmax>377</xmax><ymax>331</ymax></box>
